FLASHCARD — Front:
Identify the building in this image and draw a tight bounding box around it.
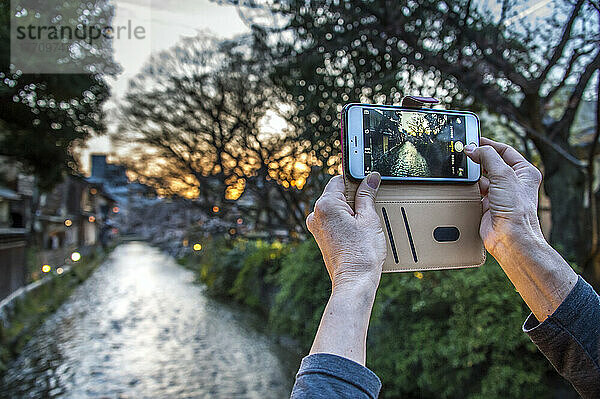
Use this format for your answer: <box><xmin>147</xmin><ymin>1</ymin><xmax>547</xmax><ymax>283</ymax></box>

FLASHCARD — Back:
<box><xmin>0</xmin><ymin>157</ymin><xmax>117</xmax><ymax>300</ymax></box>
<box><xmin>0</xmin><ymin>158</ymin><xmax>33</xmax><ymax>300</ymax></box>
<box><xmin>86</xmin><ymin>154</ymin><xmax>154</xmax><ymax>230</ymax></box>
<box><xmin>35</xmin><ymin>175</ymin><xmax>115</xmax><ymax>252</ymax></box>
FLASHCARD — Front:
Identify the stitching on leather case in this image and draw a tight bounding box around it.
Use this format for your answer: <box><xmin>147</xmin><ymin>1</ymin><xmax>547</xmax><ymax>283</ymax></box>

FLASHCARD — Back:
<box><xmin>383</xmin><ymin>249</ymin><xmax>487</xmax><ymax>272</ymax></box>
<box><xmin>347</xmin><ymin>200</ymin><xmax>481</xmax><ymax>205</ymax></box>
<box><xmin>383</xmin><ymin>262</ymin><xmax>484</xmax><ymax>273</ymax></box>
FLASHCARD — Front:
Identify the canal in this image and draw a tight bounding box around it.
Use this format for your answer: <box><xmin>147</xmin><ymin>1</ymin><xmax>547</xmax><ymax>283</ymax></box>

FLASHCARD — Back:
<box><xmin>1</xmin><ymin>242</ymin><xmax>294</xmax><ymax>398</ymax></box>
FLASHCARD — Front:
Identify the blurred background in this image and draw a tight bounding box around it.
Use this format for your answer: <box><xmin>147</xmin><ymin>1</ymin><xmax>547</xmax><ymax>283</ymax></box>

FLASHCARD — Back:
<box><xmin>0</xmin><ymin>0</ymin><xmax>598</xmax><ymax>397</ymax></box>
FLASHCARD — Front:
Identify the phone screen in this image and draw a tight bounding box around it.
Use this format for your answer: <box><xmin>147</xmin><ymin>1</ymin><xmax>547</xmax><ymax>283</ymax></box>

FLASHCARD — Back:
<box><xmin>362</xmin><ymin>108</ymin><xmax>467</xmax><ymax>179</ymax></box>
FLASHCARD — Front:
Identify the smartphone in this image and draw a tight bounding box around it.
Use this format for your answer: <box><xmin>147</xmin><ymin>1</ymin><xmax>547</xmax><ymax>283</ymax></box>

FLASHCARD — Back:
<box><xmin>342</xmin><ymin>103</ymin><xmax>481</xmax><ymax>182</ymax></box>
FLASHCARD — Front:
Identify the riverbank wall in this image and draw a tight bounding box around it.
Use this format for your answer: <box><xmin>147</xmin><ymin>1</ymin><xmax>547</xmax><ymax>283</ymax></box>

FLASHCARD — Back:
<box><xmin>0</xmin><ymin>245</ymin><xmax>111</xmax><ymax>371</ymax></box>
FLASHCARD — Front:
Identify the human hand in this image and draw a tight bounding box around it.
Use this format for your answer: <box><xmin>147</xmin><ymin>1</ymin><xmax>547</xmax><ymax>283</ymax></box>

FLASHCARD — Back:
<box><xmin>306</xmin><ymin>173</ymin><xmax>386</xmax><ymax>296</ymax></box>
<box><xmin>465</xmin><ymin>138</ymin><xmax>578</xmax><ymax>321</ymax></box>
<box><xmin>464</xmin><ymin>137</ymin><xmax>545</xmax><ymax>260</ymax></box>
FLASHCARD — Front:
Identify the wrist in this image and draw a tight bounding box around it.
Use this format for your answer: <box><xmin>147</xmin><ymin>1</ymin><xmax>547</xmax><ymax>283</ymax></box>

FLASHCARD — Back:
<box><xmin>493</xmin><ymin>229</ymin><xmax>548</xmax><ymax>265</ymax></box>
<box><xmin>327</xmin><ymin>282</ymin><xmax>378</xmax><ymax>340</ymax></box>
<box><xmin>491</xmin><ymin>227</ymin><xmax>578</xmax><ymax>320</ymax></box>
<box><xmin>495</xmin><ymin>231</ymin><xmax>576</xmax><ymax>282</ymax></box>
<box><xmin>489</xmin><ymin>213</ymin><xmax>547</xmax><ymax>265</ymax></box>
<box><xmin>310</xmin><ymin>274</ymin><xmax>379</xmax><ymax>366</ymax></box>
<box><xmin>331</xmin><ymin>272</ymin><xmax>381</xmax><ymax>302</ymax></box>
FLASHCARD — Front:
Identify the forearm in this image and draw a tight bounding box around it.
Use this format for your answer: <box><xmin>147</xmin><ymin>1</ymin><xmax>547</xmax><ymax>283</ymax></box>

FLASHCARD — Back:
<box><xmin>309</xmin><ymin>283</ymin><xmax>377</xmax><ymax>366</ymax></box>
<box><xmin>493</xmin><ymin>232</ymin><xmax>578</xmax><ymax>322</ymax></box>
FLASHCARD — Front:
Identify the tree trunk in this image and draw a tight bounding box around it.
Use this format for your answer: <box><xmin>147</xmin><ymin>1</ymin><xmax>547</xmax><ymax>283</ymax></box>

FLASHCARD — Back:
<box><xmin>536</xmin><ymin>140</ymin><xmax>593</xmax><ymax>281</ymax></box>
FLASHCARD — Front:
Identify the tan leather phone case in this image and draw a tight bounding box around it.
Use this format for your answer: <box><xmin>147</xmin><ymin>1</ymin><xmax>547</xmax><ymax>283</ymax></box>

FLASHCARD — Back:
<box><xmin>342</xmin><ymin>97</ymin><xmax>486</xmax><ymax>273</ymax></box>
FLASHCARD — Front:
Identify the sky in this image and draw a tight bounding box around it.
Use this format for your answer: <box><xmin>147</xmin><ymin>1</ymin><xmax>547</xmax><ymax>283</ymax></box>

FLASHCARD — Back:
<box><xmin>77</xmin><ymin>0</ymin><xmax>249</xmax><ymax>174</ymax></box>
<box><xmin>76</xmin><ymin>0</ymin><xmax>558</xmax><ymax>175</ymax></box>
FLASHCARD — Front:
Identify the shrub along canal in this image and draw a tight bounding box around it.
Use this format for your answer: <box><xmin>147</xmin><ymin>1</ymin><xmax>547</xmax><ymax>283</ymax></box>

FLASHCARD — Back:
<box><xmin>1</xmin><ymin>242</ymin><xmax>293</xmax><ymax>398</ymax></box>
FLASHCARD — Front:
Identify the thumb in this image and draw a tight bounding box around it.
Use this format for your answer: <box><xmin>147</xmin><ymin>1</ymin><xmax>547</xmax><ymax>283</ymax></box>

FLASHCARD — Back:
<box><xmin>464</xmin><ymin>144</ymin><xmax>513</xmax><ymax>179</ymax></box>
<box><xmin>354</xmin><ymin>172</ymin><xmax>380</xmax><ymax>217</ymax></box>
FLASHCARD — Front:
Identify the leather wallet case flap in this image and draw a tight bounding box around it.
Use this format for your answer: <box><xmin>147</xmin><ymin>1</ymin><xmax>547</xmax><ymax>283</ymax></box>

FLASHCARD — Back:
<box><xmin>375</xmin><ymin>200</ymin><xmax>485</xmax><ymax>272</ymax></box>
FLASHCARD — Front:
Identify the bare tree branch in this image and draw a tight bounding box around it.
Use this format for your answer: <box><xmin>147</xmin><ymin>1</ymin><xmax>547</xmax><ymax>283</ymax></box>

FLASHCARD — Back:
<box><xmin>508</xmin><ymin>116</ymin><xmax>587</xmax><ymax>168</ymax></box>
<box><xmin>544</xmin><ymin>47</ymin><xmax>596</xmax><ymax>104</ymax></box>
<box><xmin>551</xmin><ymin>50</ymin><xmax>600</xmax><ymax>139</ymax></box>
<box><xmin>535</xmin><ymin>0</ymin><xmax>585</xmax><ymax>89</ymax></box>
<box><xmin>116</xmin><ymin>33</ymin><xmax>312</xmax><ymax>234</ymax></box>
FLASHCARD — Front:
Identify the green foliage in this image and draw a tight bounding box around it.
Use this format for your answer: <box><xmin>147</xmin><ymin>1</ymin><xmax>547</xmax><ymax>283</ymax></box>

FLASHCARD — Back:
<box><xmin>369</xmin><ymin>259</ymin><xmax>552</xmax><ymax>398</ymax></box>
<box><xmin>229</xmin><ymin>240</ymin><xmax>289</xmax><ymax>310</ymax></box>
<box><xmin>191</xmin><ymin>238</ymin><xmax>572</xmax><ymax>398</ymax></box>
<box><xmin>189</xmin><ymin>238</ymin><xmax>238</xmax><ymax>297</ymax></box>
<box><xmin>191</xmin><ymin>238</ymin><xmax>289</xmax><ymax>311</ymax></box>
<box><xmin>269</xmin><ymin>239</ymin><xmax>330</xmax><ymax>348</ymax></box>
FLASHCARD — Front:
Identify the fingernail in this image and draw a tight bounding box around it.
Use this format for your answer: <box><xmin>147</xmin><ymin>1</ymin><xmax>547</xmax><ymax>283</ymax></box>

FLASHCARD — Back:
<box><xmin>464</xmin><ymin>144</ymin><xmax>476</xmax><ymax>153</ymax></box>
<box><xmin>367</xmin><ymin>172</ymin><xmax>381</xmax><ymax>189</ymax></box>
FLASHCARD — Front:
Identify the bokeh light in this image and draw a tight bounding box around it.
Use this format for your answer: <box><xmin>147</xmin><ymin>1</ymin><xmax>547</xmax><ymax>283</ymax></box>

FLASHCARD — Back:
<box><xmin>193</xmin><ymin>243</ymin><xmax>202</xmax><ymax>251</ymax></box>
<box><xmin>71</xmin><ymin>252</ymin><xmax>81</xmax><ymax>262</ymax></box>
<box><xmin>42</xmin><ymin>264</ymin><xmax>51</xmax><ymax>273</ymax></box>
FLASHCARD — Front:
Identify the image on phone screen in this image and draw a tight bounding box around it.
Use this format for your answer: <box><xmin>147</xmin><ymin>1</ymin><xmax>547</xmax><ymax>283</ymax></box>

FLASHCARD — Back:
<box><xmin>363</xmin><ymin>109</ymin><xmax>467</xmax><ymax>178</ymax></box>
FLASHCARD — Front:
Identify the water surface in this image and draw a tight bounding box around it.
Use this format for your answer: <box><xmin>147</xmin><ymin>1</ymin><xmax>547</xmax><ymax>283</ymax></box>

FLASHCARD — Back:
<box><xmin>1</xmin><ymin>242</ymin><xmax>292</xmax><ymax>398</ymax></box>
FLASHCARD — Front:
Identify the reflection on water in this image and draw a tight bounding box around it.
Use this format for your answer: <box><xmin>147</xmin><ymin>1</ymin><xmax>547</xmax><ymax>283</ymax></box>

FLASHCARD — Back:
<box><xmin>1</xmin><ymin>242</ymin><xmax>291</xmax><ymax>398</ymax></box>
<box><xmin>374</xmin><ymin>141</ymin><xmax>430</xmax><ymax>177</ymax></box>
<box><xmin>390</xmin><ymin>141</ymin><xmax>430</xmax><ymax>177</ymax></box>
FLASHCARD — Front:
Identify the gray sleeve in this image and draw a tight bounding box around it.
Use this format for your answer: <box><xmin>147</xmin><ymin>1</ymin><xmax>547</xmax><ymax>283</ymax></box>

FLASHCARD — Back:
<box><xmin>523</xmin><ymin>276</ymin><xmax>600</xmax><ymax>399</ymax></box>
<box><xmin>290</xmin><ymin>353</ymin><xmax>381</xmax><ymax>399</ymax></box>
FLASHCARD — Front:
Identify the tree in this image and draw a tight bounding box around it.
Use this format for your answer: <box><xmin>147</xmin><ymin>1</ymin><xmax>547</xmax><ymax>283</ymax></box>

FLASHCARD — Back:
<box><xmin>240</xmin><ymin>0</ymin><xmax>600</xmax><ymax>285</ymax></box>
<box><xmin>116</xmin><ymin>34</ymin><xmax>314</xmax><ymax>234</ymax></box>
<box><xmin>0</xmin><ymin>0</ymin><xmax>117</xmax><ymax>190</ymax></box>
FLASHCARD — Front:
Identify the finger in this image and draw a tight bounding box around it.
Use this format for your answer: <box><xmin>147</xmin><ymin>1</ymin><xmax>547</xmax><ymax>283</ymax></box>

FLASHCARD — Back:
<box><xmin>322</xmin><ymin>175</ymin><xmax>346</xmax><ymax>199</ymax></box>
<box><xmin>354</xmin><ymin>172</ymin><xmax>380</xmax><ymax>217</ymax></box>
<box><xmin>464</xmin><ymin>145</ymin><xmax>515</xmax><ymax>180</ymax></box>
<box><xmin>478</xmin><ymin>175</ymin><xmax>490</xmax><ymax>197</ymax></box>
<box><xmin>479</xmin><ymin>137</ymin><xmax>530</xmax><ymax>169</ymax></box>
<box><xmin>313</xmin><ymin>187</ymin><xmax>354</xmax><ymax>219</ymax></box>
<box><xmin>306</xmin><ymin>212</ymin><xmax>315</xmax><ymax>232</ymax></box>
